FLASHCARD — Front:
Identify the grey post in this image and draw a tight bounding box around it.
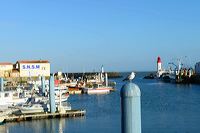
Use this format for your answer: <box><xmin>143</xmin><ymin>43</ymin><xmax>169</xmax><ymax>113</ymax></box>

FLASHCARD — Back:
<box><xmin>49</xmin><ymin>75</ymin><xmax>56</xmax><ymax>113</ymax></box>
<box><xmin>120</xmin><ymin>83</ymin><xmax>141</xmax><ymax>133</ymax></box>
<box><xmin>105</xmin><ymin>73</ymin><xmax>108</xmax><ymax>87</ymax></box>
<box><xmin>0</xmin><ymin>78</ymin><xmax>4</xmax><ymax>92</ymax></box>
<box><xmin>41</xmin><ymin>76</ymin><xmax>45</xmax><ymax>96</ymax></box>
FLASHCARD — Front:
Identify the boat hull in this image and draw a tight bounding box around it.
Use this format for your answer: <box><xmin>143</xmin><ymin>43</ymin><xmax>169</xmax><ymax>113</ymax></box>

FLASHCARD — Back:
<box><xmin>87</xmin><ymin>89</ymin><xmax>110</xmax><ymax>95</ymax></box>
<box><xmin>20</xmin><ymin>104</ymin><xmax>46</xmax><ymax>114</ymax></box>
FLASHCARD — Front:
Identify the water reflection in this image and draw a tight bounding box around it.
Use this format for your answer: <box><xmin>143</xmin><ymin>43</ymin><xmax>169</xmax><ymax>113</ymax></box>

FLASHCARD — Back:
<box><xmin>59</xmin><ymin>119</ymin><xmax>65</xmax><ymax>133</ymax></box>
<box><xmin>0</xmin><ymin>114</ymin><xmax>86</xmax><ymax>133</ymax></box>
<box><xmin>0</xmin><ymin>124</ymin><xmax>9</xmax><ymax>133</ymax></box>
<box><xmin>43</xmin><ymin>118</ymin><xmax>66</xmax><ymax>133</ymax></box>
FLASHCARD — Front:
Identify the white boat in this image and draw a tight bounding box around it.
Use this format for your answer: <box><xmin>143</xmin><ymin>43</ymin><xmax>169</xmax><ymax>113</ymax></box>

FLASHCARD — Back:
<box><xmin>45</xmin><ymin>102</ymin><xmax>71</xmax><ymax>112</ymax></box>
<box><xmin>54</xmin><ymin>86</ymin><xmax>70</xmax><ymax>102</ymax></box>
<box><xmin>0</xmin><ymin>87</ymin><xmax>69</xmax><ymax>107</ymax></box>
<box><xmin>54</xmin><ymin>86</ymin><xmax>69</xmax><ymax>96</ymax></box>
<box><xmin>20</xmin><ymin>94</ymin><xmax>71</xmax><ymax>114</ymax></box>
<box><xmin>20</xmin><ymin>104</ymin><xmax>47</xmax><ymax>114</ymax></box>
<box><xmin>83</xmin><ymin>83</ymin><xmax>113</xmax><ymax>95</ymax></box>
<box><xmin>87</xmin><ymin>89</ymin><xmax>110</xmax><ymax>95</ymax></box>
<box><xmin>44</xmin><ymin>86</ymin><xmax>70</xmax><ymax>102</ymax></box>
<box><xmin>0</xmin><ymin>91</ymin><xmax>28</xmax><ymax>106</ymax></box>
<box><xmin>55</xmin><ymin>94</ymin><xmax>69</xmax><ymax>103</ymax></box>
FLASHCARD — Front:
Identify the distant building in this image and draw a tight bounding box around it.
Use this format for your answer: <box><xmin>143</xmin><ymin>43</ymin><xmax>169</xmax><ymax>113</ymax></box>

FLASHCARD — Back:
<box><xmin>15</xmin><ymin>60</ymin><xmax>50</xmax><ymax>77</ymax></box>
<box><xmin>195</xmin><ymin>62</ymin><xmax>200</xmax><ymax>75</ymax></box>
<box><xmin>0</xmin><ymin>62</ymin><xmax>13</xmax><ymax>77</ymax></box>
<box><xmin>0</xmin><ymin>60</ymin><xmax>50</xmax><ymax>78</ymax></box>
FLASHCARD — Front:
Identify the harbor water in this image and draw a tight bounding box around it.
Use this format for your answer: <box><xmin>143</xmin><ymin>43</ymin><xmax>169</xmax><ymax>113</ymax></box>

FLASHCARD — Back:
<box><xmin>1</xmin><ymin>72</ymin><xmax>200</xmax><ymax>133</ymax></box>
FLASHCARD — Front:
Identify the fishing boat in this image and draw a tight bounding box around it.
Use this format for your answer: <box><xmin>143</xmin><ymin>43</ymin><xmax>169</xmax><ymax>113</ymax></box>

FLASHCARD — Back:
<box><xmin>83</xmin><ymin>84</ymin><xmax>113</xmax><ymax>95</ymax></box>
<box><xmin>87</xmin><ymin>89</ymin><xmax>110</xmax><ymax>95</ymax></box>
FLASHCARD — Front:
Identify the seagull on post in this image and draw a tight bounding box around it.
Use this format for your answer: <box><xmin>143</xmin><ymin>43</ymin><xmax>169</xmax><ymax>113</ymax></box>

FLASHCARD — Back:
<box><xmin>123</xmin><ymin>72</ymin><xmax>136</xmax><ymax>82</ymax></box>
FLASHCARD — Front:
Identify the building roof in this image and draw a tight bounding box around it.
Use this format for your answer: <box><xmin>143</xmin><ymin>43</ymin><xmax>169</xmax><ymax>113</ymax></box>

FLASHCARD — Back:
<box><xmin>0</xmin><ymin>62</ymin><xmax>13</xmax><ymax>65</ymax></box>
<box><xmin>17</xmin><ymin>60</ymin><xmax>50</xmax><ymax>64</ymax></box>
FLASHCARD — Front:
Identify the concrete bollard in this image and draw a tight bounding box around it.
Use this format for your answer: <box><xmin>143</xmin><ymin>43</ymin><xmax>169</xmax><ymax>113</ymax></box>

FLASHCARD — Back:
<box><xmin>49</xmin><ymin>75</ymin><xmax>56</xmax><ymax>113</ymax></box>
<box><xmin>120</xmin><ymin>83</ymin><xmax>141</xmax><ymax>133</ymax></box>
<box><xmin>41</xmin><ymin>76</ymin><xmax>45</xmax><ymax>96</ymax></box>
<box><xmin>0</xmin><ymin>78</ymin><xmax>4</xmax><ymax>92</ymax></box>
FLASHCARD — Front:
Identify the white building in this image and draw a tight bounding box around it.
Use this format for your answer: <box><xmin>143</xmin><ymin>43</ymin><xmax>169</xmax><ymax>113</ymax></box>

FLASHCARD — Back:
<box><xmin>195</xmin><ymin>62</ymin><xmax>200</xmax><ymax>75</ymax></box>
<box><xmin>15</xmin><ymin>60</ymin><xmax>50</xmax><ymax>77</ymax></box>
<box><xmin>0</xmin><ymin>62</ymin><xmax>13</xmax><ymax>77</ymax></box>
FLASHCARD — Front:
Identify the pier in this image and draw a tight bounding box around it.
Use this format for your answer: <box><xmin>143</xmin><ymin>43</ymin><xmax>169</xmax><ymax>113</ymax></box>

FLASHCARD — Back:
<box><xmin>4</xmin><ymin>110</ymin><xmax>86</xmax><ymax>123</ymax></box>
<box><xmin>62</xmin><ymin>72</ymin><xmax>122</xmax><ymax>79</ymax></box>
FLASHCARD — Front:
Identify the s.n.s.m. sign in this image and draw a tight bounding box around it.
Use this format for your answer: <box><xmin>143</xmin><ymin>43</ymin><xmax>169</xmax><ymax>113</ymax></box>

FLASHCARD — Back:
<box><xmin>22</xmin><ymin>64</ymin><xmax>40</xmax><ymax>69</ymax></box>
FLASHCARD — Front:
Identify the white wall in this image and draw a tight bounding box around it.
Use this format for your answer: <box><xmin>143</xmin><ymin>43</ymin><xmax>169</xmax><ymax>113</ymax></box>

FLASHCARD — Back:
<box><xmin>0</xmin><ymin>65</ymin><xmax>13</xmax><ymax>71</ymax></box>
<box><xmin>19</xmin><ymin>63</ymin><xmax>50</xmax><ymax>77</ymax></box>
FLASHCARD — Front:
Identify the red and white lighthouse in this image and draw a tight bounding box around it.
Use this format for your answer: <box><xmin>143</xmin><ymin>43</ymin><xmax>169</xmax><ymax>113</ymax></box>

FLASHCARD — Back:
<box><xmin>157</xmin><ymin>56</ymin><xmax>162</xmax><ymax>73</ymax></box>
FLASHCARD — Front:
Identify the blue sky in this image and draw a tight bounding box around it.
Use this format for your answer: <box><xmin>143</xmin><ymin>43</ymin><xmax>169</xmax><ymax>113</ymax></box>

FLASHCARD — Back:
<box><xmin>0</xmin><ymin>0</ymin><xmax>200</xmax><ymax>72</ymax></box>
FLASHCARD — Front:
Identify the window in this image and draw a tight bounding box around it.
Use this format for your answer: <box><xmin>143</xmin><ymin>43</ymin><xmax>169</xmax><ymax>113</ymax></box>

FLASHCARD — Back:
<box><xmin>4</xmin><ymin>93</ymin><xmax>9</xmax><ymax>97</ymax></box>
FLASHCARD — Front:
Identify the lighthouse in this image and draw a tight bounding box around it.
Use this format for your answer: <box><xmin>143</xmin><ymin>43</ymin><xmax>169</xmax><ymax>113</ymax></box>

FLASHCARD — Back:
<box><xmin>157</xmin><ymin>56</ymin><xmax>162</xmax><ymax>77</ymax></box>
<box><xmin>157</xmin><ymin>56</ymin><xmax>162</xmax><ymax>72</ymax></box>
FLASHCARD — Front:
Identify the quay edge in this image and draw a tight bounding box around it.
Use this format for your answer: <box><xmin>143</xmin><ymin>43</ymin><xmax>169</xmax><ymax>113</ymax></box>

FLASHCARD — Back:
<box><xmin>3</xmin><ymin>109</ymin><xmax>86</xmax><ymax>123</ymax></box>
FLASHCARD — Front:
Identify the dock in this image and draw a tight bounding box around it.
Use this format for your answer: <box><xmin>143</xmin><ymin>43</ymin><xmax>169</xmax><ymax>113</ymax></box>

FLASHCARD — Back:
<box><xmin>3</xmin><ymin>110</ymin><xmax>86</xmax><ymax>123</ymax></box>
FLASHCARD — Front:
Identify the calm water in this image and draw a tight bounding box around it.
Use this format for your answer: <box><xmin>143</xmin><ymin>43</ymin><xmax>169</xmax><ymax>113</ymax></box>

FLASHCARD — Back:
<box><xmin>1</xmin><ymin>72</ymin><xmax>200</xmax><ymax>133</ymax></box>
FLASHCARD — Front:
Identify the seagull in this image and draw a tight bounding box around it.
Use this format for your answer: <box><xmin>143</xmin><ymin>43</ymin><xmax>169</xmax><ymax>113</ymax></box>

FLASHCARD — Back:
<box><xmin>123</xmin><ymin>72</ymin><xmax>136</xmax><ymax>82</ymax></box>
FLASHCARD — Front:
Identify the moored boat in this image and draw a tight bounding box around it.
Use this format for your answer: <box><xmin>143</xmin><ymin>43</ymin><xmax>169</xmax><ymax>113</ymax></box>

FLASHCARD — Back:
<box><xmin>87</xmin><ymin>89</ymin><xmax>110</xmax><ymax>95</ymax></box>
<box><xmin>20</xmin><ymin>103</ymin><xmax>47</xmax><ymax>114</ymax></box>
<box><xmin>0</xmin><ymin>91</ymin><xmax>28</xmax><ymax>106</ymax></box>
<box><xmin>83</xmin><ymin>83</ymin><xmax>113</xmax><ymax>94</ymax></box>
